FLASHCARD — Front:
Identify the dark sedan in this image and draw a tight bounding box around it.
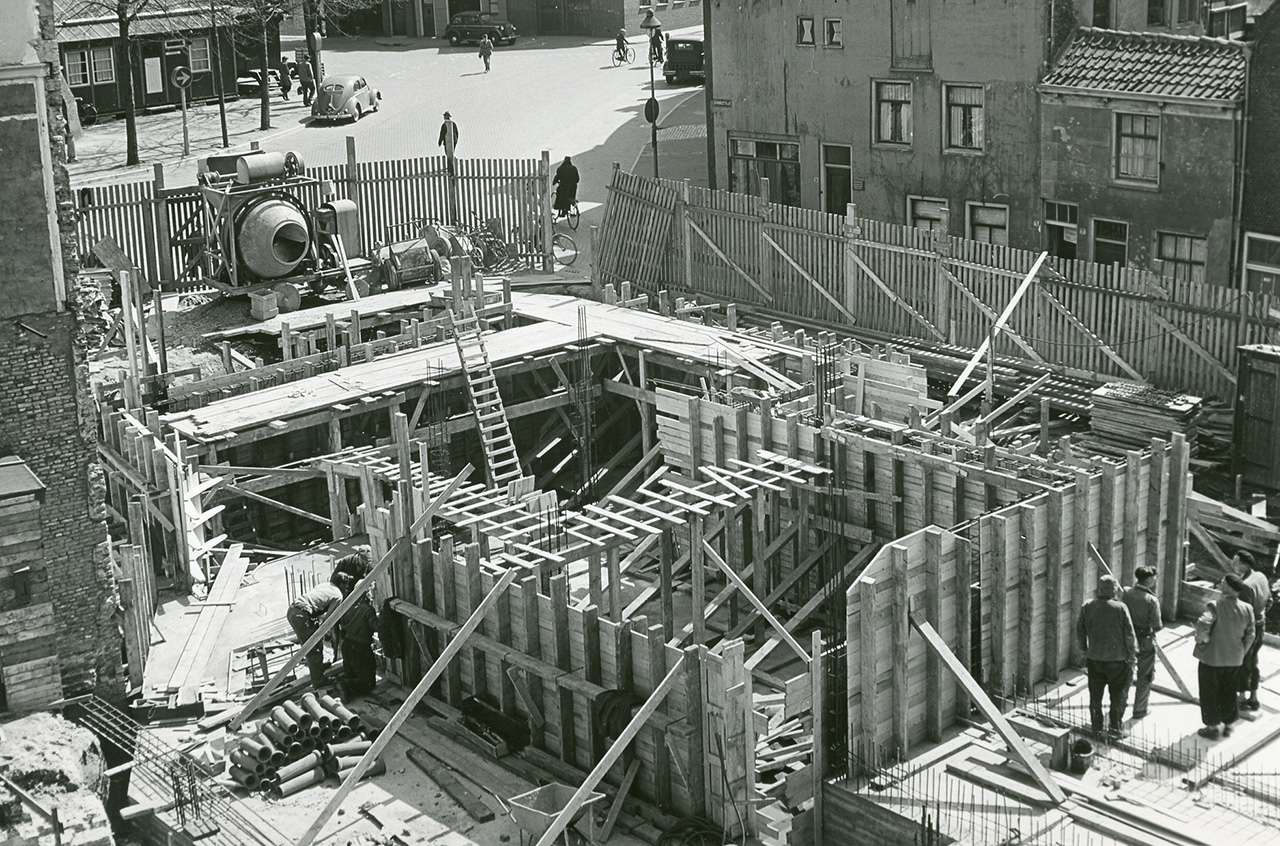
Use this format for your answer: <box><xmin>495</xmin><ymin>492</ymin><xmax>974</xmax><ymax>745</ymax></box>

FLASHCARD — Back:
<box><xmin>444</xmin><ymin>12</ymin><xmax>518</xmax><ymax>46</ymax></box>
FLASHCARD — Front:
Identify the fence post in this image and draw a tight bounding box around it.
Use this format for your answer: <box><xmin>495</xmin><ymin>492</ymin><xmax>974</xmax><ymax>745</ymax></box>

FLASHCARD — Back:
<box><xmin>844</xmin><ymin>203</ymin><xmax>859</xmax><ymax>325</ymax></box>
<box><xmin>345</xmin><ymin>135</ymin><xmax>364</xmax><ymax>244</ymax></box>
<box><xmin>540</xmin><ymin>150</ymin><xmax>553</xmax><ymax>273</ymax></box>
<box><xmin>934</xmin><ymin>207</ymin><xmax>953</xmax><ymax>344</ymax></box>
<box><xmin>756</xmin><ymin>177</ymin><xmax>770</xmax><ymax>305</ymax></box>
<box><xmin>678</xmin><ymin>179</ymin><xmax>692</xmax><ymax>291</ymax></box>
<box><xmin>152</xmin><ymin>163</ymin><xmax>174</xmax><ymax>287</ymax></box>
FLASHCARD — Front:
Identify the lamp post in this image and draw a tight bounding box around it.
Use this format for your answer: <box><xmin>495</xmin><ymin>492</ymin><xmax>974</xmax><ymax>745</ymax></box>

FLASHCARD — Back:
<box><xmin>640</xmin><ymin>10</ymin><xmax>662</xmax><ymax>179</ymax></box>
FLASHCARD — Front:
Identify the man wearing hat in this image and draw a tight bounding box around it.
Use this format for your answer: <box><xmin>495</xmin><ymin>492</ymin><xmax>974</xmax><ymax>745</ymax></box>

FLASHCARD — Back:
<box><xmin>439</xmin><ymin>111</ymin><xmax>459</xmax><ymax>174</ymax></box>
<box><xmin>1077</xmin><ymin>575</ymin><xmax>1138</xmax><ymax>739</ymax></box>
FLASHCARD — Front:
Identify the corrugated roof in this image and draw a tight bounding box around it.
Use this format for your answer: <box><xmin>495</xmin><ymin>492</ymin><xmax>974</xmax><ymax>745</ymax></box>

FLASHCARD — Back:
<box><xmin>0</xmin><ymin>457</ymin><xmax>44</xmax><ymax>502</ymax></box>
<box><xmin>55</xmin><ymin>3</ymin><xmax>217</xmax><ymax>44</ymax></box>
<box><xmin>1043</xmin><ymin>27</ymin><xmax>1246</xmax><ymax>102</ymax></box>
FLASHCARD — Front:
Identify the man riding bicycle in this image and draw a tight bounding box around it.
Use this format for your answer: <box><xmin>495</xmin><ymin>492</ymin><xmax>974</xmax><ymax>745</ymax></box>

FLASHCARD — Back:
<box><xmin>552</xmin><ymin>156</ymin><xmax>580</xmax><ymax>219</ymax></box>
<box><xmin>649</xmin><ymin>27</ymin><xmax>664</xmax><ymax>64</ymax></box>
<box><xmin>615</xmin><ymin>28</ymin><xmax>628</xmax><ymax>63</ymax></box>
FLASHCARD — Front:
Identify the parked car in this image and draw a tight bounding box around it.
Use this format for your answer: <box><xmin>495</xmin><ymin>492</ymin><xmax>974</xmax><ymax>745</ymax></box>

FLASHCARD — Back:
<box><xmin>236</xmin><ymin>68</ymin><xmax>282</xmax><ymax>96</ymax></box>
<box><xmin>312</xmin><ymin>75</ymin><xmax>381</xmax><ymax>123</ymax></box>
<box><xmin>444</xmin><ymin>12</ymin><xmax>518</xmax><ymax>46</ymax></box>
<box><xmin>663</xmin><ymin>35</ymin><xmax>705</xmax><ymax>85</ymax></box>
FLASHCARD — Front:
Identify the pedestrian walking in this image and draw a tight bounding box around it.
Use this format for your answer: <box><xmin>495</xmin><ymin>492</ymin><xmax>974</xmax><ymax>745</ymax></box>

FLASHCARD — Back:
<box><xmin>297</xmin><ymin>55</ymin><xmax>315</xmax><ymax>107</ymax></box>
<box><xmin>277</xmin><ymin>55</ymin><xmax>292</xmax><ymax>101</ymax></box>
<box><xmin>1195</xmin><ymin>573</ymin><xmax>1255</xmax><ymax>739</ymax></box>
<box><xmin>1077</xmin><ymin>575</ymin><xmax>1137</xmax><ymax>739</ymax></box>
<box><xmin>286</xmin><ymin>572</ymin><xmax>354</xmax><ymax>688</ymax></box>
<box><xmin>1121</xmin><ymin>566</ymin><xmax>1162</xmax><ymax>720</ymax></box>
<box><xmin>1235</xmin><ymin>551</ymin><xmax>1271</xmax><ymax>711</ymax></box>
<box><xmin>478</xmin><ymin>35</ymin><xmax>494</xmax><ymax>72</ymax></box>
<box><xmin>340</xmin><ymin>586</ymin><xmax>379</xmax><ymax>699</ymax></box>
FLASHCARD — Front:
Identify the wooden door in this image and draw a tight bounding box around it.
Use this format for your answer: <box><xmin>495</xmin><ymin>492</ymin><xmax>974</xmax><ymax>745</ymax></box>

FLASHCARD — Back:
<box><xmin>1236</xmin><ymin>355</ymin><xmax>1280</xmax><ymax>489</ymax></box>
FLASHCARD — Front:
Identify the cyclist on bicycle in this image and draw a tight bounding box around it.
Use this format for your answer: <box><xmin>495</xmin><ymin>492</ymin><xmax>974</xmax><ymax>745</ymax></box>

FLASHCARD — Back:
<box><xmin>615</xmin><ymin>28</ymin><xmax>628</xmax><ymax>63</ymax></box>
<box><xmin>552</xmin><ymin>156</ymin><xmax>579</xmax><ymax>219</ymax></box>
<box><xmin>649</xmin><ymin>26</ymin><xmax>664</xmax><ymax>64</ymax></box>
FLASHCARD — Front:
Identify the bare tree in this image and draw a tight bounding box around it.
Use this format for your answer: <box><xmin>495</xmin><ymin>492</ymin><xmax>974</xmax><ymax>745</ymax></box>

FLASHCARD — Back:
<box><xmin>219</xmin><ymin>0</ymin><xmax>289</xmax><ymax>131</ymax></box>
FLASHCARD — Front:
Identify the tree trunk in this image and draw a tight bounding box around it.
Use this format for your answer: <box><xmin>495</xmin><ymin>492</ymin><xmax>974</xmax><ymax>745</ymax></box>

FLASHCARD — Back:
<box><xmin>259</xmin><ymin>25</ymin><xmax>271</xmax><ymax>131</ymax></box>
<box><xmin>118</xmin><ymin>8</ymin><xmax>139</xmax><ymax>166</ymax></box>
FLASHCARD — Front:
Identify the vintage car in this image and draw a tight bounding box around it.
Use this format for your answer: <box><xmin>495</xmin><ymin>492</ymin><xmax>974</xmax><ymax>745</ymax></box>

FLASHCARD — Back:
<box><xmin>311</xmin><ymin>75</ymin><xmax>381</xmax><ymax>123</ymax></box>
<box><xmin>443</xmin><ymin>11</ymin><xmax>518</xmax><ymax>46</ymax></box>
<box><xmin>663</xmin><ymin>35</ymin><xmax>705</xmax><ymax>85</ymax></box>
<box><xmin>236</xmin><ymin>68</ymin><xmax>282</xmax><ymax>96</ymax></box>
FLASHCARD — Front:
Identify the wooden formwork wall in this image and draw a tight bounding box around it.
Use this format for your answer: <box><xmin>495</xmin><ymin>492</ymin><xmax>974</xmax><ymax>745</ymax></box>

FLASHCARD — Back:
<box><xmin>843</xmin><ymin>438</ymin><xmax>1189</xmax><ymax>763</ymax></box>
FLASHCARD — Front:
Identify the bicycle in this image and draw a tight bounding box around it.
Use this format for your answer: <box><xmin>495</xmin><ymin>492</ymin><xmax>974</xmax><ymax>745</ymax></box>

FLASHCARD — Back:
<box><xmin>611</xmin><ymin>44</ymin><xmax>635</xmax><ymax>67</ymax></box>
<box><xmin>463</xmin><ymin>211</ymin><xmax>510</xmax><ymax>272</ymax></box>
<box><xmin>509</xmin><ymin>223</ymin><xmax>577</xmax><ymax>268</ymax></box>
<box><xmin>551</xmin><ymin>200</ymin><xmax>579</xmax><ymax>231</ymax></box>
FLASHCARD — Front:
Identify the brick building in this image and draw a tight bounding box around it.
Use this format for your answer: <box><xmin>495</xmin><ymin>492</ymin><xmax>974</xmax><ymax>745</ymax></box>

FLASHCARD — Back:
<box><xmin>1038</xmin><ymin>28</ymin><xmax>1246</xmax><ymax>287</ymax></box>
<box><xmin>0</xmin><ymin>0</ymin><xmax>121</xmax><ymax>707</ymax></box>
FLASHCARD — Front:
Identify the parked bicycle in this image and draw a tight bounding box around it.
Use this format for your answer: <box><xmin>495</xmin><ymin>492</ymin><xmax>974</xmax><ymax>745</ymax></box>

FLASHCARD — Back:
<box><xmin>464</xmin><ymin>211</ymin><xmax>510</xmax><ymax>271</ymax></box>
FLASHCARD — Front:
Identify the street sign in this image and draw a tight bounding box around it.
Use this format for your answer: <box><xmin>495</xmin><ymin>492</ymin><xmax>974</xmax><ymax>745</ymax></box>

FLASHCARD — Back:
<box><xmin>644</xmin><ymin>97</ymin><xmax>660</xmax><ymax>124</ymax></box>
<box><xmin>171</xmin><ymin>65</ymin><xmax>193</xmax><ymax>89</ymax></box>
<box><xmin>164</xmin><ymin>38</ymin><xmax>185</xmax><ymax>56</ymax></box>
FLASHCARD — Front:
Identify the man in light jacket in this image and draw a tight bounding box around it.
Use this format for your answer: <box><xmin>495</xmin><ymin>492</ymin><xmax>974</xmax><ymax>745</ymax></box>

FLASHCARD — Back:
<box><xmin>1195</xmin><ymin>573</ymin><xmax>1255</xmax><ymax>739</ymax></box>
<box><xmin>1077</xmin><ymin>576</ymin><xmax>1137</xmax><ymax>739</ymax></box>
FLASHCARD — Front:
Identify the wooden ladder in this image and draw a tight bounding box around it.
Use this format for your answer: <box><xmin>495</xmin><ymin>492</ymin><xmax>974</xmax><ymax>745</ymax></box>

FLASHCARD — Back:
<box><xmin>450</xmin><ymin>308</ymin><xmax>525</xmax><ymax>490</ymax></box>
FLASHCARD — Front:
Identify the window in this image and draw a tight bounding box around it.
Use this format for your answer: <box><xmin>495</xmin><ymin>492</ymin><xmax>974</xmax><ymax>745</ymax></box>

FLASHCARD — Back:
<box><xmin>90</xmin><ymin>46</ymin><xmax>115</xmax><ymax>84</ymax></box>
<box><xmin>189</xmin><ymin>37</ymin><xmax>210</xmax><ymax>73</ymax></box>
<box><xmin>1208</xmin><ymin>3</ymin><xmax>1247</xmax><ymax>38</ymax></box>
<box><xmin>797</xmin><ymin>16</ymin><xmax>816</xmax><ymax>46</ymax></box>
<box><xmin>1115</xmin><ymin>113</ymin><xmax>1160</xmax><ymax>183</ymax></box>
<box><xmin>1156</xmin><ymin>232</ymin><xmax>1207</xmax><ymax>284</ymax></box>
<box><xmin>1177</xmin><ymin>0</ymin><xmax>1198</xmax><ymax>22</ymax></box>
<box><xmin>1093</xmin><ymin>219</ymin><xmax>1129</xmax><ymax>266</ymax></box>
<box><xmin>1148</xmin><ymin>0</ymin><xmax>1167</xmax><ymax>25</ymax></box>
<box><xmin>822</xmin><ymin>144</ymin><xmax>852</xmax><ymax>215</ymax></box>
<box><xmin>729</xmin><ymin>137</ymin><xmax>802</xmax><ymax>207</ymax></box>
<box><xmin>909</xmin><ymin>197</ymin><xmax>948</xmax><ymax>232</ymax></box>
<box><xmin>1044</xmin><ymin>200</ymin><xmax>1079</xmax><ymax>260</ymax></box>
<box><xmin>1243</xmin><ymin>233</ymin><xmax>1280</xmax><ymax>294</ymax></box>
<box><xmin>825</xmin><ymin>18</ymin><xmax>843</xmax><ymax>47</ymax></box>
<box><xmin>64</xmin><ymin>49</ymin><xmax>89</xmax><ymax>86</ymax></box>
<box><xmin>968</xmin><ymin>203</ymin><xmax>1009</xmax><ymax>246</ymax></box>
<box><xmin>1093</xmin><ymin>0</ymin><xmax>1113</xmax><ymax>27</ymax></box>
<box><xmin>874</xmin><ymin>81</ymin><xmax>913</xmax><ymax>145</ymax></box>
<box><xmin>945</xmin><ymin>85</ymin><xmax>984</xmax><ymax>151</ymax></box>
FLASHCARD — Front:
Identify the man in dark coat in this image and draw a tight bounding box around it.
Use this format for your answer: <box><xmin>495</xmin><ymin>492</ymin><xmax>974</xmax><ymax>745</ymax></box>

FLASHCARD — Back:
<box><xmin>552</xmin><ymin>156</ymin><xmax>579</xmax><ymax>217</ymax></box>
<box><xmin>341</xmin><ymin>588</ymin><xmax>379</xmax><ymax>698</ymax></box>
<box><xmin>1077</xmin><ymin>575</ymin><xmax>1137</xmax><ymax>739</ymax></box>
<box><xmin>297</xmin><ymin>55</ymin><xmax>315</xmax><ymax>107</ymax></box>
<box><xmin>1236</xmin><ymin>551</ymin><xmax>1271</xmax><ymax>711</ymax></box>
<box><xmin>277</xmin><ymin>56</ymin><xmax>292</xmax><ymax>101</ymax></box>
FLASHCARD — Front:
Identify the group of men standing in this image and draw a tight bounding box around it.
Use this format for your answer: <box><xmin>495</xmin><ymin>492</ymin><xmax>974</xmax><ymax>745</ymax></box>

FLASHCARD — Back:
<box><xmin>1078</xmin><ymin>552</ymin><xmax>1271</xmax><ymax>741</ymax></box>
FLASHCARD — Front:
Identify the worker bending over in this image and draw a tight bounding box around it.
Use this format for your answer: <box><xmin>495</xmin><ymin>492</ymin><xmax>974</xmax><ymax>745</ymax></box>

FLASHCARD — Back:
<box><xmin>287</xmin><ymin>572</ymin><xmax>355</xmax><ymax>688</ymax></box>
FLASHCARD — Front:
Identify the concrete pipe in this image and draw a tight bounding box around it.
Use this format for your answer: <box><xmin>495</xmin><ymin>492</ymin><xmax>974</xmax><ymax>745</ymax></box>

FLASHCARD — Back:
<box><xmin>301</xmin><ymin>692</ymin><xmax>336</xmax><ymax>728</ymax></box>
<box><xmin>271</xmin><ymin>766</ymin><xmax>325</xmax><ymax>799</ymax></box>
<box><xmin>275</xmin><ymin>751</ymin><xmax>325</xmax><ymax>783</ymax></box>
<box><xmin>319</xmin><ymin>695</ymin><xmax>361</xmax><ymax>730</ymax></box>
<box><xmin>261</xmin><ymin>719</ymin><xmax>293</xmax><ymax>749</ymax></box>
<box><xmin>282</xmin><ymin>699</ymin><xmax>313</xmax><ymax>732</ymax></box>
<box><xmin>239</xmin><ymin>736</ymin><xmax>274</xmax><ymax>763</ymax></box>
<box><xmin>335</xmin><ymin>757</ymin><xmax>386</xmax><ymax>781</ymax></box>
<box><xmin>299</xmin><ymin>734</ymin><xmax>317</xmax><ymax>754</ymax></box>
<box><xmin>335</xmin><ymin>724</ymin><xmax>354</xmax><ymax>742</ymax></box>
<box><xmin>229</xmin><ymin>749</ymin><xmax>265</xmax><ymax>775</ymax></box>
<box><xmin>270</xmin><ymin>705</ymin><xmax>300</xmax><ymax>736</ymax></box>
<box><xmin>253</xmin><ymin>733</ymin><xmax>286</xmax><ymax>768</ymax></box>
<box><xmin>257</xmin><ymin>776</ymin><xmax>279</xmax><ymax>794</ymax></box>
<box><xmin>237</xmin><ymin>198</ymin><xmax>311</xmax><ymax>279</ymax></box>
<box><xmin>326</xmin><ymin>740</ymin><xmax>373</xmax><ymax>758</ymax></box>
<box><xmin>229</xmin><ymin>765</ymin><xmax>259</xmax><ymax>790</ymax></box>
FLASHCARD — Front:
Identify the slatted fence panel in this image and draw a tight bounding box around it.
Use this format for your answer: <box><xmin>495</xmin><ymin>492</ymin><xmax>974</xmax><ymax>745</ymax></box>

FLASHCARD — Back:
<box><xmin>74</xmin><ymin>178</ymin><xmax>158</xmax><ymax>280</ymax></box>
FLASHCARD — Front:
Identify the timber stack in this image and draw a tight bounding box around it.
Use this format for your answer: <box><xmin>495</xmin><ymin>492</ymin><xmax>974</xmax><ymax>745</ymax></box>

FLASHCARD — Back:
<box><xmin>1088</xmin><ymin>382</ymin><xmax>1201</xmax><ymax>455</ymax></box>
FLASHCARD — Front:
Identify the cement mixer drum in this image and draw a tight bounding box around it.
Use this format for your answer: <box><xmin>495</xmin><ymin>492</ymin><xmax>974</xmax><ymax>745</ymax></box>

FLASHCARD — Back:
<box><xmin>237</xmin><ymin>198</ymin><xmax>312</xmax><ymax>279</ymax></box>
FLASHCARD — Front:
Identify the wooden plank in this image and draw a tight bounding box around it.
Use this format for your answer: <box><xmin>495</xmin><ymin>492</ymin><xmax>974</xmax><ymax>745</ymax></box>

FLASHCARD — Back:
<box><xmin>297</xmin><ymin>568</ymin><xmax>517</xmax><ymax>846</ymax></box>
<box><xmin>762</xmin><ymin>231</ymin><xmax>855</xmax><ymax>323</ymax></box>
<box><xmin>702</xmin><ymin>540</ymin><xmax>809</xmax><ymax>664</ymax></box>
<box><xmin>948</xmin><ymin>251</ymin><xmax>1049</xmax><ymax>396</ymax></box>
<box><xmin>848</xmin><ymin>249</ymin><xmax>945</xmax><ymax>340</ymax></box>
<box><xmin>404</xmin><ymin>747</ymin><xmax>495</xmax><ymax>822</ymax></box>
<box><xmin>598</xmin><ymin>758</ymin><xmax>641</xmax><ymax>843</ymax></box>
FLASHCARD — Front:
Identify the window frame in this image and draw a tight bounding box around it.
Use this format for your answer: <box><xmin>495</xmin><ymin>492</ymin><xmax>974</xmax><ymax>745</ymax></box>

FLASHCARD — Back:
<box><xmin>1114</xmin><ymin>112</ymin><xmax>1161</xmax><ymax>186</ymax></box>
<box><xmin>188</xmin><ymin>36</ymin><xmax>211</xmax><ymax>73</ymax></box>
<box><xmin>90</xmin><ymin>45</ymin><xmax>115</xmax><ymax>85</ymax></box>
<box><xmin>1148</xmin><ymin>0</ymin><xmax>1168</xmax><ymax>25</ymax></box>
<box><xmin>1043</xmin><ymin>199</ymin><xmax>1080</xmax><ymax>258</ymax></box>
<box><xmin>1243</xmin><ymin>232</ymin><xmax>1280</xmax><ymax>294</ymax></box>
<box><xmin>1093</xmin><ymin>217</ymin><xmax>1130</xmax><ymax>267</ymax></box>
<box><xmin>728</xmin><ymin>133</ymin><xmax>803</xmax><ymax>208</ymax></box>
<box><xmin>821</xmin><ymin>143</ymin><xmax>853</xmax><ymax>215</ymax></box>
<box><xmin>966</xmin><ymin>202</ymin><xmax>1010</xmax><ymax>246</ymax></box>
<box><xmin>824</xmin><ymin>18</ymin><xmax>843</xmax><ymax>48</ymax></box>
<box><xmin>907</xmin><ymin>196</ymin><xmax>949</xmax><ymax>233</ymax></box>
<box><xmin>1177</xmin><ymin>0</ymin><xmax>1199</xmax><ymax>23</ymax></box>
<box><xmin>1155</xmin><ymin>231</ymin><xmax>1207</xmax><ymax>284</ymax></box>
<box><xmin>64</xmin><ymin>48</ymin><xmax>90</xmax><ymax>87</ymax></box>
<box><xmin>797</xmin><ymin>15</ymin><xmax>816</xmax><ymax>47</ymax></box>
<box><xmin>943</xmin><ymin>84</ymin><xmax>985</xmax><ymax>154</ymax></box>
<box><xmin>873</xmin><ymin>79</ymin><xmax>913</xmax><ymax>147</ymax></box>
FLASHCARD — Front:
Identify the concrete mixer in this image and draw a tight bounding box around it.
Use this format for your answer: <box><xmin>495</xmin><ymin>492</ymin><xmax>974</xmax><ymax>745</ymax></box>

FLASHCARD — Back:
<box><xmin>196</xmin><ymin>149</ymin><xmax>370</xmax><ymax>315</ymax></box>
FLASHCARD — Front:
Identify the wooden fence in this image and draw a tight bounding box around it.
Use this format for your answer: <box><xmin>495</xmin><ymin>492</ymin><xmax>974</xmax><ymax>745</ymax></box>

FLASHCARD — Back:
<box><xmin>594</xmin><ymin>169</ymin><xmax>1277</xmax><ymax>403</ymax></box>
<box><xmin>72</xmin><ymin>143</ymin><xmax>551</xmax><ymax>290</ymax></box>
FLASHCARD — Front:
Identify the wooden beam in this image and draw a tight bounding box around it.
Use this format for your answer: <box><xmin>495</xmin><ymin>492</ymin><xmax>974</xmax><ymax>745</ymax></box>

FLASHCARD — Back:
<box><xmin>1149</xmin><ymin>311</ymin><xmax>1236</xmax><ymax>385</ymax></box>
<box><xmin>532</xmin><ymin>654</ymin><xmax>686</xmax><ymax>846</ymax></box>
<box><xmin>297</xmin><ymin>567</ymin><xmax>517</xmax><ymax>846</ymax></box>
<box><xmin>974</xmin><ymin>374</ymin><xmax>1052</xmax><ymax>428</ymax></box>
<box><xmin>220</xmin><ymin>484</ymin><xmax>332</xmax><ymax>527</ymax></box>
<box><xmin>1038</xmin><ymin>286</ymin><xmax>1146</xmax><ymax>383</ymax></box>
<box><xmin>762</xmin><ymin>231</ymin><xmax>857</xmax><ymax>324</ymax></box>
<box><xmin>223</xmin><ymin>466</ymin><xmax>474</xmax><ymax>731</ymax></box>
<box><xmin>910</xmin><ymin>616</ymin><xmax>1067</xmax><ymax>805</ymax></box>
<box><xmin>848</xmin><ymin>249</ymin><xmax>946</xmax><ymax>340</ymax></box>
<box><xmin>687</xmin><ymin>218</ymin><xmax>773</xmax><ymax>303</ymax></box>
<box><xmin>598</xmin><ymin>758</ymin><xmax>641</xmax><ymax>843</ymax></box>
<box><xmin>702</xmin><ymin>539</ymin><xmax>810</xmax><ymax>664</ymax></box>
<box><xmin>948</xmin><ymin>251</ymin><xmax>1049</xmax><ymax>396</ymax></box>
<box><xmin>942</xmin><ymin>267</ymin><xmax>1046</xmax><ymax>363</ymax></box>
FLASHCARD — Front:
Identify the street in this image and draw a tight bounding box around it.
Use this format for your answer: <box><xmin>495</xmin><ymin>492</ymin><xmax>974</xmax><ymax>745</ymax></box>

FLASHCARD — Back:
<box><xmin>69</xmin><ymin>29</ymin><xmax>710</xmax><ymax>238</ymax></box>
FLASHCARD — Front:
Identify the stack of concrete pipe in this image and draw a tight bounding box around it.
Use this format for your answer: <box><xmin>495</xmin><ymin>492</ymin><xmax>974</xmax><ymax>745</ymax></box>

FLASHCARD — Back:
<box><xmin>227</xmin><ymin>693</ymin><xmax>382</xmax><ymax>797</ymax></box>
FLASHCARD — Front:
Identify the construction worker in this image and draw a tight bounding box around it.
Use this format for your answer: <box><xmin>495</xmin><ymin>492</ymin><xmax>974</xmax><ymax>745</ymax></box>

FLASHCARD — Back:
<box><xmin>340</xmin><ymin>586</ymin><xmax>380</xmax><ymax>699</ymax></box>
<box><xmin>1121</xmin><ymin>566</ymin><xmax>1162</xmax><ymax>720</ymax></box>
<box><xmin>1195</xmin><ymin>574</ymin><xmax>1255</xmax><ymax>739</ymax></box>
<box><xmin>286</xmin><ymin>572</ymin><xmax>354</xmax><ymax>688</ymax></box>
<box><xmin>1236</xmin><ymin>551</ymin><xmax>1271</xmax><ymax>711</ymax></box>
<box><xmin>1077</xmin><ymin>575</ymin><xmax>1137</xmax><ymax>739</ymax></box>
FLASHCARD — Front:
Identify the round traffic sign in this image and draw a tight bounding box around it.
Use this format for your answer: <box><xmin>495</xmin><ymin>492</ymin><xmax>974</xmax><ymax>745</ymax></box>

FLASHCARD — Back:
<box><xmin>644</xmin><ymin>97</ymin><xmax>659</xmax><ymax>124</ymax></box>
<box><xmin>171</xmin><ymin>65</ymin><xmax>192</xmax><ymax>89</ymax></box>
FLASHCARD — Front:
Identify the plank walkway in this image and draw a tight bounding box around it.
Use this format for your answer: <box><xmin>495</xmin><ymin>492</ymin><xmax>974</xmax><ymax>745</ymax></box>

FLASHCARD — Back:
<box><xmin>204</xmin><ymin>286</ymin><xmax>448</xmax><ymax>340</ymax></box>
